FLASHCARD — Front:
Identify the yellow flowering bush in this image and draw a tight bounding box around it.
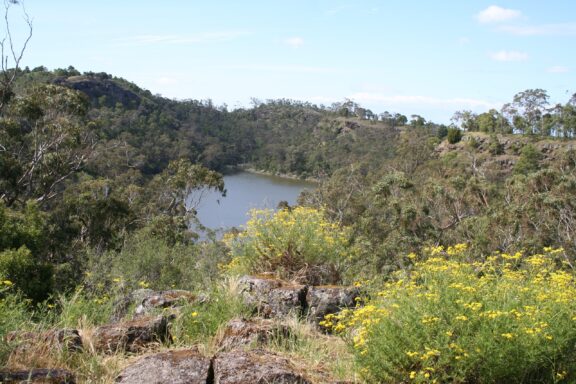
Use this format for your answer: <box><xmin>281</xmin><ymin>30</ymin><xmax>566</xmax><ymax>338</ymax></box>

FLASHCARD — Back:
<box><xmin>326</xmin><ymin>245</ymin><xmax>576</xmax><ymax>383</ymax></box>
<box><xmin>223</xmin><ymin>207</ymin><xmax>351</xmax><ymax>284</ymax></box>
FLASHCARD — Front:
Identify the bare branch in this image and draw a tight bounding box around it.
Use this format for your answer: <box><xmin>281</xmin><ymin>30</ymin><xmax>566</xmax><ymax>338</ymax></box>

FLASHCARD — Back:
<box><xmin>0</xmin><ymin>0</ymin><xmax>32</xmax><ymax>112</ymax></box>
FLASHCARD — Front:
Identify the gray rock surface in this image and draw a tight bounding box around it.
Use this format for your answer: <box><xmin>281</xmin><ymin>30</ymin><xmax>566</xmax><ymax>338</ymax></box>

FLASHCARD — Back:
<box><xmin>213</xmin><ymin>349</ymin><xmax>311</xmax><ymax>384</ymax></box>
<box><xmin>135</xmin><ymin>289</ymin><xmax>200</xmax><ymax>317</ymax></box>
<box><xmin>92</xmin><ymin>315</ymin><xmax>170</xmax><ymax>354</ymax></box>
<box><xmin>115</xmin><ymin>349</ymin><xmax>210</xmax><ymax>384</ymax></box>
<box><xmin>239</xmin><ymin>275</ymin><xmax>307</xmax><ymax>318</ymax></box>
<box><xmin>306</xmin><ymin>286</ymin><xmax>360</xmax><ymax>327</ymax></box>
<box><xmin>216</xmin><ymin>317</ymin><xmax>292</xmax><ymax>350</ymax></box>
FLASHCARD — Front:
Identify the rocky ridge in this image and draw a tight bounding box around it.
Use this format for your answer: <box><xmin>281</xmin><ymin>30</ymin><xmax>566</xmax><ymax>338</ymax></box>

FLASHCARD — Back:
<box><xmin>1</xmin><ymin>276</ymin><xmax>361</xmax><ymax>383</ymax></box>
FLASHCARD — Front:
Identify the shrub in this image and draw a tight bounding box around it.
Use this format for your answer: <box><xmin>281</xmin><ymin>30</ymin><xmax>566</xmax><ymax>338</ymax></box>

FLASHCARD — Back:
<box><xmin>86</xmin><ymin>229</ymin><xmax>228</xmax><ymax>291</ymax></box>
<box><xmin>223</xmin><ymin>207</ymin><xmax>352</xmax><ymax>285</ymax></box>
<box><xmin>326</xmin><ymin>245</ymin><xmax>576</xmax><ymax>383</ymax></box>
<box><xmin>0</xmin><ymin>246</ymin><xmax>53</xmax><ymax>302</ymax></box>
<box><xmin>514</xmin><ymin>144</ymin><xmax>543</xmax><ymax>175</ymax></box>
<box><xmin>446</xmin><ymin>128</ymin><xmax>462</xmax><ymax>144</ymax></box>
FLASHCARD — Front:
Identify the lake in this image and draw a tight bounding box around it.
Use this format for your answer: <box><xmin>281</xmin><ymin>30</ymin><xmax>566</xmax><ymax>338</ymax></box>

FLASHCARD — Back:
<box><xmin>194</xmin><ymin>171</ymin><xmax>317</xmax><ymax>231</ymax></box>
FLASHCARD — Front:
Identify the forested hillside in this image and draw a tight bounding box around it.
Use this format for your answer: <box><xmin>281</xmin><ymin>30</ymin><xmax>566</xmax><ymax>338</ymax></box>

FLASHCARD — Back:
<box><xmin>2</xmin><ymin>67</ymin><xmax>576</xmax><ymax>383</ymax></box>
<box><xmin>2</xmin><ymin>66</ymin><xmax>576</xmax><ymax>297</ymax></box>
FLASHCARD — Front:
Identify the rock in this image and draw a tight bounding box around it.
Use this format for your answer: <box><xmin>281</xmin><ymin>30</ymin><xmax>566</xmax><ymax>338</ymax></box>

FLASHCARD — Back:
<box><xmin>306</xmin><ymin>286</ymin><xmax>360</xmax><ymax>327</ymax></box>
<box><xmin>115</xmin><ymin>349</ymin><xmax>210</xmax><ymax>384</ymax></box>
<box><xmin>216</xmin><ymin>318</ymin><xmax>292</xmax><ymax>350</ymax></box>
<box><xmin>5</xmin><ymin>329</ymin><xmax>82</xmax><ymax>354</ymax></box>
<box><xmin>111</xmin><ymin>289</ymin><xmax>199</xmax><ymax>322</ymax></box>
<box><xmin>239</xmin><ymin>275</ymin><xmax>307</xmax><ymax>318</ymax></box>
<box><xmin>135</xmin><ymin>289</ymin><xmax>200</xmax><ymax>317</ymax></box>
<box><xmin>110</xmin><ymin>288</ymin><xmax>155</xmax><ymax>322</ymax></box>
<box><xmin>213</xmin><ymin>349</ymin><xmax>311</xmax><ymax>384</ymax></box>
<box><xmin>0</xmin><ymin>368</ymin><xmax>75</xmax><ymax>383</ymax></box>
<box><xmin>92</xmin><ymin>315</ymin><xmax>170</xmax><ymax>354</ymax></box>
<box><xmin>54</xmin><ymin>74</ymin><xmax>141</xmax><ymax>109</ymax></box>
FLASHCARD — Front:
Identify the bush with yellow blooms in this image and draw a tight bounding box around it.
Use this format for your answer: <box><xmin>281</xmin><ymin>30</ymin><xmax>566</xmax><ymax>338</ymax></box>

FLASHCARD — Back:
<box><xmin>223</xmin><ymin>207</ymin><xmax>352</xmax><ymax>285</ymax></box>
<box><xmin>323</xmin><ymin>245</ymin><xmax>576</xmax><ymax>383</ymax></box>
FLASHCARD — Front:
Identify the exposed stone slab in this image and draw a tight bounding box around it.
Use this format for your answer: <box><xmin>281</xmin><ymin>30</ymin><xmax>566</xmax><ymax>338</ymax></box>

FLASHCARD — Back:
<box><xmin>213</xmin><ymin>349</ymin><xmax>311</xmax><ymax>384</ymax></box>
<box><xmin>92</xmin><ymin>315</ymin><xmax>170</xmax><ymax>354</ymax></box>
<box><xmin>216</xmin><ymin>317</ymin><xmax>292</xmax><ymax>350</ymax></box>
<box><xmin>239</xmin><ymin>275</ymin><xmax>307</xmax><ymax>318</ymax></box>
<box><xmin>306</xmin><ymin>286</ymin><xmax>360</xmax><ymax>327</ymax></box>
<box><xmin>115</xmin><ymin>349</ymin><xmax>210</xmax><ymax>384</ymax></box>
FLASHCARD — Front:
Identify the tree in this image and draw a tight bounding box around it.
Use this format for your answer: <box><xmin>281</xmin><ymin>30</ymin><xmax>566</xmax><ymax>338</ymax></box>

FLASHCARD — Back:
<box><xmin>0</xmin><ymin>84</ymin><xmax>97</xmax><ymax>206</ymax></box>
<box><xmin>0</xmin><ymin>0</ymin><xmax>32</xmax><ymax>113</ymax></box>
<box><xmin>150</xmin><ymin>158</ymin><xmax>225</xmax><ymax>217</ymax></box>
<box><xmin>510</xmin><ymin>89</ymin><xmax>550</xmax><ymax>135</ymax></box>
<box><xmin>451</xmin><ymin>110</ymin><xmax>478</xmax><ymax>131</ymax></box>
<box><xmin>410</xmin><ymin>115</ymin><xmax>426</xmax><ymax>128</ymax></box>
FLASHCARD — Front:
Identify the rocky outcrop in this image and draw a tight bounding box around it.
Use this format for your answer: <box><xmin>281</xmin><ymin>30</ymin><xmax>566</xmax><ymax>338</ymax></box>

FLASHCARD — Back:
<box><xmin>216</xmin><ymin>317</ymin><xmax>292</xmax><ymax>350</ymax></box>
<box><xmin>54</xmin><ymin>75</ymin><xmax>141</xmax><ymax>109</ymax></box>
<box><xmin>239</xmin><ymin>275</ymin><xmax>307</xmax><ymax>318</ymax></box>
<box><xmin>306</xmin><ymin>286</ymin><xmax>360</xmax><ymax>327</ymax></box>
<box><xmin>239</xmin><ymin>276</ymin><xmax>361</xmax><ymax>328</ymax></box>
<box><xmin>0</xmin><ymin>368</ymin><xmax>75</xmax><ymax>383</ymax></box>
<box><xmin>5</xmin><ymin>279</ymin><xmax>361</xmax><ymax>383</ymax></box>
<box><xmin>213</xmin><ymin>349</ymin><xmax>311</xmax><ymax>384</ymax></box>
<box><xmin>92</xmin><ymin>315</ymin><xmax>171</xmax><ymax>354</ymax></box>
<box><xmin>115</xmin><ymin>349</ymin><xmax>210</xmax><ymax>384</ymax></box>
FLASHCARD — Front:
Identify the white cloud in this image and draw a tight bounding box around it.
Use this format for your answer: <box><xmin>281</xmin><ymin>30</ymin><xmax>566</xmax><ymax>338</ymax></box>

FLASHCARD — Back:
<box><xmin>117</xmin><ymin>31</ymin><xmax>250</xmax><ymax>45</ymax></box>
<box><xmin>348</xmin><ymin>93</ymin><xmax>498</xmax><ymax>109</ymax></box>
<box><xmin>497</xmin><ymin>23</ymin><xmax>576</xmax><ymax>36</ymax></box>
<box><xmin>489</xmin><ymin>50</ymin><xmax>528</xmax><ymax>62</ymax></box>
<box><xmin>284</xmin><ymin>37</ymin><xmax>304</xmax><ymax>48</ymax></box>
<box><xmin>547</xmin><ymin>65</ymin><xmax>570</xmax><ymax>73</ymax></box>
<box><xmin>477</xmin><ymin>5</ymin><xmax>522</xmax><ymax>24</ymax></box>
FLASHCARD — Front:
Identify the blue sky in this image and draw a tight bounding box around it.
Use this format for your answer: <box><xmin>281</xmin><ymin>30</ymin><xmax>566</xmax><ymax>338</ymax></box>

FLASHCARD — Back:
<box><xmin>7</xmin><ymin>0</ymin><xmax>576</xmax><ymax>122</ymax></box>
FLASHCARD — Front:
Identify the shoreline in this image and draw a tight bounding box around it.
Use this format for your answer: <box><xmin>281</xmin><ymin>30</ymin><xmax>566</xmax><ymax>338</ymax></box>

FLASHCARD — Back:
<box><xmin>223</xmin><ymin>164</ymin><xmax>321</xmax><ymax>184</ymax></box>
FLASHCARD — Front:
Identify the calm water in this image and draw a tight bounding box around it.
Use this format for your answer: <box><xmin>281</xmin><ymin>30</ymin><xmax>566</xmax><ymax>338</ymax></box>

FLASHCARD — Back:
<box><xmin>194</xmin><ymin>171</ymin><xmax>317</xmax><ymax>231</ymax></box>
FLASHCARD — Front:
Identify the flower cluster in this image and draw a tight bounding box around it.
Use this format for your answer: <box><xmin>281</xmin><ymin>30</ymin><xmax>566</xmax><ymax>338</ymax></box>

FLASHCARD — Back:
<box><xmin>324</xmin><ymin>245</ymin><xmax>576</xmax><ymax>383</ymax></box>
<box><xmin>223</xmin><ymin>207</ymin><xmax>351</xmax><ymax>284</ymax></box>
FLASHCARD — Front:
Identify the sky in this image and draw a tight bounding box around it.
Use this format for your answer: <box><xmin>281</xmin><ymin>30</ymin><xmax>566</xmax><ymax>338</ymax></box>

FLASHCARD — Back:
<box><xmin>6</xmin><ymin>0</ymin><xmax>576</xmax><ymax>123</ymax></box>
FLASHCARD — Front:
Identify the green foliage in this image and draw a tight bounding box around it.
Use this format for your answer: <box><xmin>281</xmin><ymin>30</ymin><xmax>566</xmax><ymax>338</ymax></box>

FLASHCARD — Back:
<box><xmin>0</xmin><ymin>288</ymin><xmax>30</xmax><ymax>363</ymax></box>
<box><xmin>224</xmin><ymin>207</ymin><xmax>352</xmax><ymax>284</ymax></box>
<box><xmin>56</xmin><ymin>287</ymin><xmax>117</xmax><ymax>328</ymax></box>
<box><xmin>0</xmin><ymin>84</ymin><xmax>93</xmax><ymax>206</ymax></box>
<box><xmin>171</xmin><ymin>281</ymin><xmax>250</xmax><ymax>345</ymax></box>
<box><xmin>446</xmin><ymin>127</ymin><xmax>462</xmax><ymax>144</ymax></box>
<box><xmin>514</xmin><ymin>144</ymin><xmax>543</xmax><ymax>175</ymax></box>
<box><xmin>0</xmin><ymin>246</ymin><xmax>53</xmax><ymax>302</ymax></box>
<box><xmin>328</xmin><ymin>246</ymin><xmax>576</xmax><ymax>383</ymax></box>
<box><xmin>0</xmin><ymin>201</ymin><xmax>47</xmax><ymax>254</ymax></box>
<box><xmin>488</xmin><ymin>134</ymin><xmax>504</xmax><ymax>155</ymax></box>
<box><xmin>87</xmin><ymin>229</ymin><xmax>229</xmax><ymax>292</ymax></box>
<box><xmin>436</xmin><ymin>125</ymin><xmax>448</xmax><ymax>139</ymax></box>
